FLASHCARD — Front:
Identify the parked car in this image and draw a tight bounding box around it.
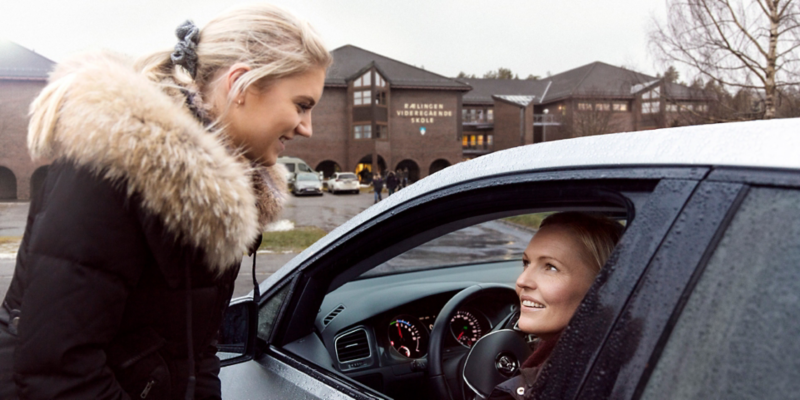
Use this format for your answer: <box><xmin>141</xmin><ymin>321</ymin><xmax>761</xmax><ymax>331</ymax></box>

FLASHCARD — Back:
<box><xmin>289</xmin><ymin>172</ymin><xmax>323</xmax><ymax>196</ymax></box>
<box><xmin>218</xmin><ymin>119</ymin><xmax>800</xmax><ymax>400</ymax></box>
<box><xmin>326</xmin><ymin>172</ymin><xmax>360</xmax><ymax>194</ymax></box>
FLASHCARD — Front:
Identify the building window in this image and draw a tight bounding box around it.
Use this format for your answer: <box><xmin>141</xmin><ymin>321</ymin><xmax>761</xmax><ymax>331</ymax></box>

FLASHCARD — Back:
<box><xmin>578</xmin><ymin>102</ymin><xmax>593</xmax><ymax>111</ymax></box>
<box><xmin>487</xmin><ymin>135</ymin><xmax>493</xmax><ymax>146</ymax></box>
<box><xmin>462</xmin><ymin>135</ymin><xmax>468</xmax><ymax>147</ymax></box>
<box><xmin>487</xmin><ymin>109</ymin><xmax>493</xmax><ymax>122</ymax></box>
<box><xmin>666</xmin><ymin>104</ymin><xmax>678</xmax><ymax>113</ymax></box>
<box><xmin>642</xmin><ymin>101</ymin><xmax>660</xmax><ymax>114</ymax></box>
<box><xmin>375</xmin><ymin>91</ymin><xmax>387</xmax><ymax>106</ymax></box>
<box><xmin>354</xmin><ymin>90</ymin><xmax>371</xmax><ymax>106</ymax></box>
<box><xmin>612</xmin><ymin>102</ymin><xmax>628</xmax><ymax>112</ymax></box>
<box><xmin>596</xmin><ymin>103</ymin><xmax>611</xmax><ymax>112</ymax></box>
<box><xmin>376</xmin><ymin>73</ymin><xmax>385</xmax><ymax>87</ymax></box>
<box><xmin>354</xmin><ymin>124</ymin><xmax>372</xmax><ymax>139</ymax></box>
<box><xmin>354</xmin><ymin>71</ymin><xmax>371</xmax><ymax>88</ymax></box>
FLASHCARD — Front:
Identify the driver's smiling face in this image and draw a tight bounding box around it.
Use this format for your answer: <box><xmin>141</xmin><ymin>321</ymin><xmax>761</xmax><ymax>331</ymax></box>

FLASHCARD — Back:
<box><xmin>516</xmin><ymin>224</ymin><xmax>598</xmax><ymax>340</ymax></box>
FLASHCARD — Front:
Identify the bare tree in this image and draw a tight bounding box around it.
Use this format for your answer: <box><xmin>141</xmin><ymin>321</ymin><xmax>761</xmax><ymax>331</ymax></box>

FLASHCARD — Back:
<box><xmin>650</xmin><ymin>0</ymin><xmax>800</xmax><ymax>119</ymax></box>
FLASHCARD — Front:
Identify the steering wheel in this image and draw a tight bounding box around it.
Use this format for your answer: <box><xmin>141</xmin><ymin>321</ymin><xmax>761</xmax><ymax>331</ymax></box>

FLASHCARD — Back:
<box><xmin>427</xmin><ymin>284</ymin><xmax>529</xmax><ymax>400</ymax></box>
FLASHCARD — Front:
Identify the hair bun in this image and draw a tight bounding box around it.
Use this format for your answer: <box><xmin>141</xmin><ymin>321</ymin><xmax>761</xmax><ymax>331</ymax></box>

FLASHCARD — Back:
<box><xmin>171</xmin><ymin>20</ymin><xmax>200</xmax><ymax>79</ymax></box>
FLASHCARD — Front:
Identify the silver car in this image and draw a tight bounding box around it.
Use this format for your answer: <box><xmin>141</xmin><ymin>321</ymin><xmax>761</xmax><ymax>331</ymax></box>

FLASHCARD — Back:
<box><xmin>290</xmin><ymin>172</ymin><xmax>323</xmax><ymax>196</ymax></box>
<box><xmin>219</xmin><ymin>118</ymin><xmax>800</xmax><ymax>400</ymax></box>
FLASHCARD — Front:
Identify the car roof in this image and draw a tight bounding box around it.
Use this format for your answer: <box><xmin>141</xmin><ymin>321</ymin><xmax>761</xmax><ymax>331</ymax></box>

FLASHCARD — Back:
<box><xmin>257</xmin><ymin>118</ymin><xmax>800</xmax><ymax>292</ymax></box>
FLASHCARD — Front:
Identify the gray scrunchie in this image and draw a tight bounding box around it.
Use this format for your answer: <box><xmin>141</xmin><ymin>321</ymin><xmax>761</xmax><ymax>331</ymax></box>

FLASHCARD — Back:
<box><xmin>171</xmin><ymin>20</ymin><xmax>200</xmax><ymax>79</ymax></box>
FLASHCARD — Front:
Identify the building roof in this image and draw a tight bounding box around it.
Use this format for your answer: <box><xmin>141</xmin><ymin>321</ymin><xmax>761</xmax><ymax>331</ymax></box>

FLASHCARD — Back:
<box><xmin>459</xmin><ymin>78</ymin><xmax>548</xmax><ymax>105</ymax></box>
<box><xmin>541</xmin><ymin>61</ymin><xmax>706</xmax><ymax>103</ymax></box>
<box><xmin>0</xmin><ymin>40</ymin><xmax>55</xmax><ymax>80</ymax></box>
<box><xmin>326</xmin><ymin>45</ymin><xmax>471</xmax><ymax>91</ymax></box>
<box><xmin>460</xmin><ymin>61</ymin><xmax>707</xmax><ymax>106</ymax></box>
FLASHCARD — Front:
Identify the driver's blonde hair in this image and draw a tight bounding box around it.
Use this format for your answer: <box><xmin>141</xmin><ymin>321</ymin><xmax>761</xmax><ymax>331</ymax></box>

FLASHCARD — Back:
<box><xmin>136</xmin><ymin>3</ymin><xmax>332</xmax><ymax>110</ymax></box>
<box><xmin>539</xmin><ymin>212</ymin><xmax>624</xmax><ymax>274</ymax></box>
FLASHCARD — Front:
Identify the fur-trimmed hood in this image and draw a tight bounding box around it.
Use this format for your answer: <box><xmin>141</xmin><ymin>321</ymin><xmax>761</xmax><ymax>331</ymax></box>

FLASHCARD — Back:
<box><xmin>27</xmin><ymin>52</ymin><xmax>286</xmax><ymax>273</ymax></box>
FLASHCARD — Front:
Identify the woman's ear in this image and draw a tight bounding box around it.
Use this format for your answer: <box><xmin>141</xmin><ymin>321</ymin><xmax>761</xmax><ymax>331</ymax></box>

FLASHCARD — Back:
<box><xmin>222</xmin><ymin>63</ymin><xmax>252</xmax><ymax>103</ymax></box>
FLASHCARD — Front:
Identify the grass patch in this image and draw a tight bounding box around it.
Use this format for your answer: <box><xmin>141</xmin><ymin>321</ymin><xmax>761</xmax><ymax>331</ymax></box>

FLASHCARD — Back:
<box><xmin>258</xmin><ymin>227</ymin><xmax>327</xmax><ymax>252</ymax></box>
<box><xmin>0</xmin><ymin>236</ymin><xmax>21</xmax><ymax>245</ymax></box>
<box><xmin>502</xmin><ymin>212</ymin><xmax>554</xmax><ymax>230</ymax></box>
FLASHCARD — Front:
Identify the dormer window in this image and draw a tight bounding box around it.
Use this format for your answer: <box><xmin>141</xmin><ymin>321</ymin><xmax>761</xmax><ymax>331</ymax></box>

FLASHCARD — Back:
<box><xmin>376</xmin><ymin>73</ymin><xmax>385</xmax><ymax>88</ymax></box>
<box><xmin>354</xmin><ymin>71</ymin><xmax>371</xmax><ymax>87</ymax></box>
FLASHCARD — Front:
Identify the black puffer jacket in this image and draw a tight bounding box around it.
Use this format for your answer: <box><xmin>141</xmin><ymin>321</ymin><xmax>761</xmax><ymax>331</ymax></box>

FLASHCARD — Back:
<box><xmin>0</xmin><ymin>52</ymin><xmax>286</xmax><ymax>400</ymax></box>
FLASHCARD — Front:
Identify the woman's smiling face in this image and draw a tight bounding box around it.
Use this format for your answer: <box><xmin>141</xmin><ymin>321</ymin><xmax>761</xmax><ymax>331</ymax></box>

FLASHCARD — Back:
<box><xmin>515</xmin><ymin>224</ymin><xmax>598</xmax><ymax>340</ymax></box>
<box><xmin>220</xmin><ymin>66</ymin><xmax>326</xmax><ymax>166</ymax></box>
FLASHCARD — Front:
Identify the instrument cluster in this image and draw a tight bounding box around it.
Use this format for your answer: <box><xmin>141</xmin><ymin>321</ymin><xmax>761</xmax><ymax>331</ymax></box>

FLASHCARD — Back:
<box><xmin>386</xmin><ymin>307</ymin><xmax>491</xmax><ymax>359</ymax></box>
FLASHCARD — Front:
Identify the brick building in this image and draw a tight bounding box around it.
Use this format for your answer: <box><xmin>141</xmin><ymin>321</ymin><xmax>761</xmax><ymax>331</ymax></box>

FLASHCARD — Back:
<box><xmin>459</xmin><ymin>62</ymin><xmax>709</xmax><ymax>157</ymax></box>
<box><xmin>0</xmin><ymin>40</ymin><xmax>53</xmax><ymax>200</ymax></box>
<box><xmin>285</xmin><ymin>45</ymin><xmax>471</xmax><ymax>181</ymax></box>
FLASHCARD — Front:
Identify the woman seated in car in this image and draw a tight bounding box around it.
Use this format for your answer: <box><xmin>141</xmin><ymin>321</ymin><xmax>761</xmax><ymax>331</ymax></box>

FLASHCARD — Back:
<box><xmin>490</xmin><ymin>212</ymin><xmax>623</xmax><ymax>399</ymax></box>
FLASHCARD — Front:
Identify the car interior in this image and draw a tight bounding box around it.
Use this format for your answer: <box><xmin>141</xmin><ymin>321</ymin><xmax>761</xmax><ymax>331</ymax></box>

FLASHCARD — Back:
<box><xmin>228</xmin><ymin>171</ymin><xmax>678</xmax><ymax>400</ymax></box>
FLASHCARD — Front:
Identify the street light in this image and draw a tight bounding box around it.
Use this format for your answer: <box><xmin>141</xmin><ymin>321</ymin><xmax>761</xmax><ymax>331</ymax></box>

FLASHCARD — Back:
<box><xmin>543</xmin><ymin>108</ymin><xmax>549</xmax><ymax>142</ymax></box>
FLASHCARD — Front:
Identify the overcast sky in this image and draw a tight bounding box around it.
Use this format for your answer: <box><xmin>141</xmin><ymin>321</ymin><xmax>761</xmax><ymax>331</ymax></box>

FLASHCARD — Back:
<box><xmin>0</xmin><ymin>0</ymin><xmax>672</xmax><ymax>79</ymax></box>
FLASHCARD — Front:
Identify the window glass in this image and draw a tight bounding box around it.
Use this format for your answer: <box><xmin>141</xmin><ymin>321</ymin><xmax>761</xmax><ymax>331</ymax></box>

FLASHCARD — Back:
<box><xmin>298</xmin><ymin>163</ymin><xmax>312</xmax><ymax>172</ymax></box>
<box><xmin>578</xmin><ymin>102</ymin><xmax>592</xmax><ymax>111</ymax></box>
<box><xmin>613</xmin><ymin>102</ymin><xmax>628</xmax><ymax>112</ymax></box>
<box><xmin>284</xmin><ymin>164</ymin><xmax>295</xmax><ymax>172</ymax></box>
<box><xmin>354</xmin><ymin>76</ymin><xmax>363</xmax><ymax>87</ymax></box>
<box><xmin>462</xmin><ymin>135</ymin><xmax>468</xmax><ymax>147</ymax></box>
<box><xmin>487</xmin><ymin>135</ymin><xmax>493</xmax><ymax>146</ymax></box>
<box><xmin>363</xmin><ymin>90</ymin><xmax>371</xmax><ymax>105</ymax></box>
<box><xmin>354</xmin><ymin>125</ymin><xmax>363</xmax><ymax>139</ymax></box>
<box><xmin>666</xmin><ymin>104</ymin><xmax>678</xmax><ymax>113</ymax></box>
<box><xmin>354</xmin><ymin>91</ymin><xmax>363</xmax><ymax>106</ymax></box>
<box><xmin>363</xmin><ymin>72</ymin><xmax>371</xmax><ymax>87</ymax></box>
<box><xmin>363</xmin><ymin>125</ymin><xmax>372</xmax><ymax>139</ymax></box>
<box><xmin>641</xmin><ymin>187</ymin><xmax>800</xmax><ymax>400</ymax></box>
<box><xmin>487</xmin><ymin>109</ymin><xmax>494</xmax><ymax>122</ymax></box>
<box><xmin>596</xmin><ymin>103</ymin><xmax>611</xmax><ymax>112</ymax></box>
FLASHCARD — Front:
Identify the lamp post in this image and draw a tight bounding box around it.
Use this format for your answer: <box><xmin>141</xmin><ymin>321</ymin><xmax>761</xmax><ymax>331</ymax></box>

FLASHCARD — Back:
<box><xmin>543</xmin><ymin>108</ymin><xmax>549</xmax><ymax>142</ymax></box>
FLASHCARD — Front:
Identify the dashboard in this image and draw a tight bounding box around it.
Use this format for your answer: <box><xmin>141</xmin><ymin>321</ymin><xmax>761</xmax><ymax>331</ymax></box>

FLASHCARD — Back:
<box><xmin>284</xmin><ymin>260</ymin><xmax>522</xmax><ymax>399</ymax></box>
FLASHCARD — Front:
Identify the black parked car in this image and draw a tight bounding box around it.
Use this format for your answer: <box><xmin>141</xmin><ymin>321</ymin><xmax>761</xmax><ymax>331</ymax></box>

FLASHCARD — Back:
<box><xmin>218</xmin><ymin>118</ymin><xmax>800</xmax><ymax>400</ymax></box>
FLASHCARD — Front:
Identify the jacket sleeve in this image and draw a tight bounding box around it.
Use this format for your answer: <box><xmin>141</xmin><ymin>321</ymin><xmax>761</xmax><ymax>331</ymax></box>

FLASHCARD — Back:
<box><xmin>13</xmin><ymin>164</ymin><xmax>148</xmax><ymax>400</ymax></box>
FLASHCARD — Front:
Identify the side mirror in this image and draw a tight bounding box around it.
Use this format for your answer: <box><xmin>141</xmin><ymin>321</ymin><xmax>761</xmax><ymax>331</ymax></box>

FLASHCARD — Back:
<box><xmin>217</xmin><ymin>296</ymin><xmax>258</xmax><ymax>367</ymax></box>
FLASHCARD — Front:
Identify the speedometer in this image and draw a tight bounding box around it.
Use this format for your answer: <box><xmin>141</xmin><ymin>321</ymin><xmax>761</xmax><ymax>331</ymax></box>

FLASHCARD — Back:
<box><xmin>450</xmin><ymin>310</ymin><xmax>483</xmax><ymax>348</ymax></box>
<box><xmin>388</xmin><ymin>315</ymin><xmax>428</xmax><ymax>358</ymax></box>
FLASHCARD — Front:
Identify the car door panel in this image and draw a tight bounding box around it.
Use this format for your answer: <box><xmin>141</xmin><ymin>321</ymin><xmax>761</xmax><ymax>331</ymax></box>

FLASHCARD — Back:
<box><xmin>638</xmin><ymin>184</ymin><xmax>800</xmax><ymax>400</ymax></box>
<box><xmin>573</xmin><ymin>181</ymin><xmax>746</xmax><ymax>400</ymax></box>
<box><xmin>531</xmin><ymin>179</ymin><xmax>698</xmax><ymax>400</ymax></box>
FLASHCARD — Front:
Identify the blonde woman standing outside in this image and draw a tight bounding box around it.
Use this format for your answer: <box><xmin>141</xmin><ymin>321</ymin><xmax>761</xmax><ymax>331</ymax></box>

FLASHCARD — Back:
<box><xmin>0</xmin><ymin>4</ymin><xmax>330</xmax><ymax>399</ymax></box>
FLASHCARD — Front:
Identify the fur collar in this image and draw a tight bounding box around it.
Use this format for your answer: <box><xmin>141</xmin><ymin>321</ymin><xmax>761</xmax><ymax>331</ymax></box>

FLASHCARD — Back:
<box><xmin>27</xmin><ymin>52</ymin><xmax>286</xmax><ymax>273</ymax></box>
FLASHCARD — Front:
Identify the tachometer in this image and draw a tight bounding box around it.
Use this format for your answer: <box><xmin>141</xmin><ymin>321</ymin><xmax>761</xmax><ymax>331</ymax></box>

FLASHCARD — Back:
<box><xmin>450</xmin><ymin>310</ymin><xmax>483</xmax><ymax>348</ymax></box>
<box><xmin>388</xmin><ymin>316</ymin><xmax>428</xmax><ymax>358</ymax></box>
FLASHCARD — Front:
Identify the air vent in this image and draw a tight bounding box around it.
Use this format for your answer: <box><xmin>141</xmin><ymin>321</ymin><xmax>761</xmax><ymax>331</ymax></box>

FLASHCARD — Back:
<box><xmin>335</xmin><ymin>329</ymin><xmax>371</xmax><ymax>363</ymax></box>
<box><xmin>323</xmin><ymin>305</ymin><xmax>345</xmax><ymax>326</ymax></box>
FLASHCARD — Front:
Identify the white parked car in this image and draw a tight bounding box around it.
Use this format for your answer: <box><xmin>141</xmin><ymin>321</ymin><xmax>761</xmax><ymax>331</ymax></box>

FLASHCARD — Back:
<box><xmin>326</xmin><ymin>172</ymin><xmax>360</xmax><ymax>194</ymax></box>
<box><xmin>289</xmin><ymin>172</ymin><xmax>323</xmax><ymax>196</ymax></box>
